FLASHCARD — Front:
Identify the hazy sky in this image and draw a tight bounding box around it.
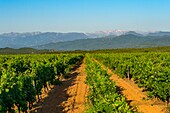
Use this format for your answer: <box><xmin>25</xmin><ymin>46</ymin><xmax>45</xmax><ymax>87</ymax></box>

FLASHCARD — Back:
<box><xmin>0</xmin><ymin>0</ymin><xmax>170</xmax><ymax>33</ymax></box>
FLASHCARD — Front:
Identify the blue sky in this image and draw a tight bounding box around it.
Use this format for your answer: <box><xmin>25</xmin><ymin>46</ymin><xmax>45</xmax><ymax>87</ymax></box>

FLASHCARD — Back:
<box><xmin>0</xmin><ymin>0</ymin><xmax>170</xmax><ymax>33</ymax></box>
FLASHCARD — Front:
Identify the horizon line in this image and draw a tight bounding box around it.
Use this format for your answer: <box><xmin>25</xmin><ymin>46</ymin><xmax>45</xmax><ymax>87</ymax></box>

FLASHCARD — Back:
<box><xmin>1</xmin><ymin>30</ymin><xmax>170</xmax><ymax>35</ymax></box>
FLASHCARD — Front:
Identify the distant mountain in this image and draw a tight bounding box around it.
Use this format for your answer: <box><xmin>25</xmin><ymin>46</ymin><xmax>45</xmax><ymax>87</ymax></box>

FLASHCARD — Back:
<box><xmin>34</xmin><ymin>34</ymin><xmax>170</xmax><ymax>50</ymax></box>
<box><xmin>124</xmin><ymin>31</ymin><xmax>144</xmax><ymax>36</ymax></box>
<box><xmin>34</xmin><ymin>32</ymin><xmax>170</xmax><ymax>50</ymax></box>
<box><xmin>147</xmin><ymin>31</ymin><xmax>170</xmax><ymax>36</ymax></box>
<box><xmin>1</xmin><ymin>31</ymin><xmax>170</xmax><ymax>50</ymax></box>
<box><xmin>0</xmin><ymin>32</ymin><xmax>89</xmax><ymax>48</ymax></box>
<box><xmin>86</xmin><ymin>30</ymin><xmax>126</xmax><ymax>38</ymax></box>
<box><xmin>140</xmin><ymin>36</ymin><xmax>170</xmax><ymax>47</ymax></box>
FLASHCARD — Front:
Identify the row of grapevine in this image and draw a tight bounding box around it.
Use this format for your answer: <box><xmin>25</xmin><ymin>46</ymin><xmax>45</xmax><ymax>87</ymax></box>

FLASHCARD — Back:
<box><xmin>93</xmin><ymin>53</ymin><xmax>170</xmax><ymax>105</ymax></box>
<box><xmin>0</xmin><ymin>54</ymin><xmax>84</xmax><ymax>113</ymax></box>
<box><xmin>85</xmin><ymin>55</ymin><xmax>134</xmax><ymax>113</ymax></box>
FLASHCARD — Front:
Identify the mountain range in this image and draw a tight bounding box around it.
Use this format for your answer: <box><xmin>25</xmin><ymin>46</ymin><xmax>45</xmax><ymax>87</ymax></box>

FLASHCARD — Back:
<box><xmin>0</xmin><ymin>30</ymin><xmax>170</xmax><ymax>50</ymax></box>
<box><xmin>0</xmin><ymin>32</ymin><xmax>89</xmax><ymax>48</ymax></box>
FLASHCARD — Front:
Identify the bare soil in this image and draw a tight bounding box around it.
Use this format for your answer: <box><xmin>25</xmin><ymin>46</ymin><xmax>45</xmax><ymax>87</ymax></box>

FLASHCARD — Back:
<box><xmin>30</xmin><ymin>61</ymin><xmax>87</xmax><ymax>113</ymax></box>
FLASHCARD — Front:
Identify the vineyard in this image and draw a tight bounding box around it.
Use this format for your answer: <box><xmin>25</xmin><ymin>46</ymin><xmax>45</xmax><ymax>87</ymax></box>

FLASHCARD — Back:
<box><xmin>93</xmin><ymin>53</ymin><xmax>170</xmax><ymax>105</ymax></box>
<box><xmin>0</xmin><ymin>53</ymin><xmax>170</xmax><ymax>113</ymax></box>
<box><xmin>0</xmin><ymin>54</ymin><xmax>84</xmax><ymax>113</ymax></box>
<box><xmin>85</xmin><ymin>55</ymin><xmax>134</xmax><ymax>113</ymax></box>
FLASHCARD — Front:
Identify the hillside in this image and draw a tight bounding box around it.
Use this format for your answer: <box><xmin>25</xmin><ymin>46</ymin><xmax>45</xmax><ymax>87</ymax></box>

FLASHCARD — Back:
<box><xmin>0</xmin><ymin>32</ymin><xmax>89</xmax><ymax>48</ymax></box>
<box><xmin>0</xmin><ymin>47</ymin><xmax>48</xmax><ymax>54</ymax></box>
<box><xmin>34</xmin><ymin>34</ymin><xmax>170</xmax><ymax>50</ymax></box>
<box><xmin>1</xmin><ymin>31</ymin><xmax>170</xmax><ymax>50</ymax></box>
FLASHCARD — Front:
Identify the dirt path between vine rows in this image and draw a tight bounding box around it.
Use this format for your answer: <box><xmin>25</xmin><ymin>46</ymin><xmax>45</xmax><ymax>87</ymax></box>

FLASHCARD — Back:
<box><xmin>30</xmin><ymin>61</ymin><xmax>88</xmax><ymax>113</ymax></box>
<box><xmin>94</xmin><ymin>59</ymin><xmax>167</xmax><ymax>113</ymax></box>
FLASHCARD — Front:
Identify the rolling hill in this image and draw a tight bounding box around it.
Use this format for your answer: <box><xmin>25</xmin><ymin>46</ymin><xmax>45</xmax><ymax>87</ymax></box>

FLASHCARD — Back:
<box><xmin>0</xmin><ymin>32</ymin><xmax>89</xmax><ymax>48</ymax></box>
<box><xmin>1</xmin><ymin>31</ymin><xmax>170</xmax><ymax>50</ymax></box>
<box><xmin>34</xmin><ymin>34</ymin><xmax>170</xmax><ymax>50</ymax></box>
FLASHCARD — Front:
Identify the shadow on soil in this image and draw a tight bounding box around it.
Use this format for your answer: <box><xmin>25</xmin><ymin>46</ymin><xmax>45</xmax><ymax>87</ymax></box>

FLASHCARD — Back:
<box><xmin>30</xmin><ymin>62</ymin><xmax>82</xmax><ymax>113</ymax></box>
